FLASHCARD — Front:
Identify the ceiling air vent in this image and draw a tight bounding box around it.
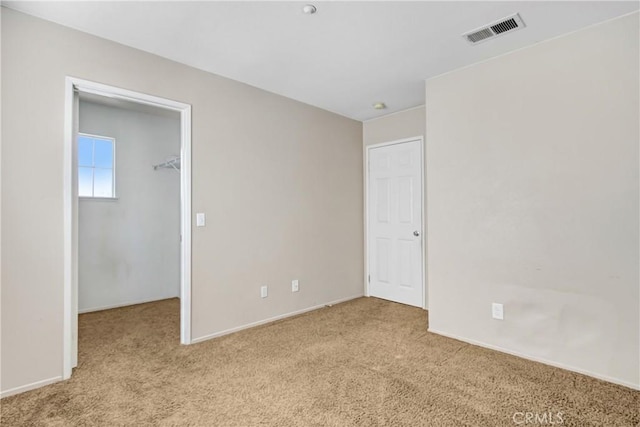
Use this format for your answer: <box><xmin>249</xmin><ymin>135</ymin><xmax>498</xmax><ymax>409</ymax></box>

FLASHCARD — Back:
<box><xmin>463</xmin><ymin>13</ymin><xmax>525</xmax><ymax>45</ymax></box>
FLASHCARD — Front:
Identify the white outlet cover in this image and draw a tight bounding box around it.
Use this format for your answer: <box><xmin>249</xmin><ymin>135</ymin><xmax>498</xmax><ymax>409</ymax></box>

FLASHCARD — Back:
<box><xmin>292</xmin><ymin>279</ymin><xmax>299</xmax><ymax>292</ymax></box>
<box><xmin>261</xmin><ymin>285</ymin><xmax>268</xmax><ymax>298</ymax></box>
<box><xmin>492</xmin><ymin>303</ymin><xmax>504</xmax><ymax>320</ymax></box>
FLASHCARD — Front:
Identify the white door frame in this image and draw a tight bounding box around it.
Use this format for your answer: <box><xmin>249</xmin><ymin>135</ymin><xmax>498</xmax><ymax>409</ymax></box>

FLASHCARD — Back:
<box><xmin>63</xmin><ymin>77</ymin><xmax>192</xmax><ymax>379</ymax></box>
<box><xmin>364</xmin><ymin>136</ymin><xmax>427</xmax><ymax>309</ymax></box>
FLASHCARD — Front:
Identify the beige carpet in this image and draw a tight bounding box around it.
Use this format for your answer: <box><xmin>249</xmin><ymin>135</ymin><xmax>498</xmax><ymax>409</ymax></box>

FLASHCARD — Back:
<box><xmin>1</xmin><ymin>297</ymin><xmax>638</xmax><ymax>426</ymax></box>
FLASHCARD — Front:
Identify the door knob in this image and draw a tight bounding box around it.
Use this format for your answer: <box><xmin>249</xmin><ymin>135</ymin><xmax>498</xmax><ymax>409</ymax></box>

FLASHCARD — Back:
<box><xmin>413</xmin><ymin>231</ymin><xmax>420</xmax><ymax>237</ymax></box>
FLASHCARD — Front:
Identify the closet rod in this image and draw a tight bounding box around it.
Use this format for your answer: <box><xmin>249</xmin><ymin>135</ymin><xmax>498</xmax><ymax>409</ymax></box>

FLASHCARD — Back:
<box><xmin>153</xmin><ymin>156</ymin><xmax>180</xmax><ymax>171</ymax></box>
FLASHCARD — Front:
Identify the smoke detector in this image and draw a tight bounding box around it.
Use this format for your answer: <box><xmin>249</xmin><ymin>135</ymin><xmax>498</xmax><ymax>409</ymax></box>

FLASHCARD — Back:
<box><xmin>302</xmin><ymin>4</ymin><xmax>317</xmax><ymax>15</ymax></box>
<box><xmin>462</xmin><ymin>13</ymin><xmax>526</xmax><ymax>45</ymax></box>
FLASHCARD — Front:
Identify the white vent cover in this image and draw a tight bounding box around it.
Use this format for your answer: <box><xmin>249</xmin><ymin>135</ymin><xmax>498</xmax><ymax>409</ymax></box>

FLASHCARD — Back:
<box><xmin>463</xmin><ymin>13</ymin><xmax>525</xmax><ymax>45</ymax></box>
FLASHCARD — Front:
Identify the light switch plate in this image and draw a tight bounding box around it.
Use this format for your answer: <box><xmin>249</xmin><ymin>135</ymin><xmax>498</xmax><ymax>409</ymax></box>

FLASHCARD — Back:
<box><xmin>492</xmin><ymin>303</ymin><xmax>504</xmax><ymax>320</ymax></box>
<box><xmin>291</xmin><ymin>280</ymin><xmax>299</xmax><ymax>292</ymax></box>
<box><xmin>196</xmin><ymin>213</ymin><xmax>206</xmax><ymax>227</ymax></box>
<box><xmin>260</xmin><ymin>285</ymin><xmax>268</xmax><ymax>298</ymax></box>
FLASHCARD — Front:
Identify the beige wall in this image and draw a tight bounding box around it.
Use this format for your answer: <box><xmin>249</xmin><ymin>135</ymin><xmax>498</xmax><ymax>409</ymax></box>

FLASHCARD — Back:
<box><xmin>363</xmin><ymin>106</ymin><xmax>425</xmax><ymax>147</ymax></box>
<box><xmin>1</xmin><ymin>9</ymin><xmax>363</xmax><ymax>395</ymax></box>
<box><xmin>425</xmin><ymin>13</ymin><xmax>639</xmax><ymax>388</ymax></box>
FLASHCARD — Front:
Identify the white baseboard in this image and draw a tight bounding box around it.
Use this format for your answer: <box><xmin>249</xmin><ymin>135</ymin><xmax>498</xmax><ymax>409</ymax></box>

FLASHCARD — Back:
<box><xmin>78</xmin><ymin>295</ymin><xmax>179</xmax><ymax>313</ymax></box>
<box><xmin>192</xmin><ymin>294</ymin><xmax>364</xmax><ymax>344</ymax></box>
<box><xmin>1</xmin><ymin>376</ymin><xmax>62</xmax><ymax>399</ymax></box>
<box><xmin>428</xmin><ymin>328</ymin><xmax>640</xmax><ymax>391</ymax></box>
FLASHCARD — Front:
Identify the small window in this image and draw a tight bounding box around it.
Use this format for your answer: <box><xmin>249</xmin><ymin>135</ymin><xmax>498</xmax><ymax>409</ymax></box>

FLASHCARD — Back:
<box><xmin>78</xmin><ymin>134</ymin><xmax>115</xmax><ymax>198</ymax></box>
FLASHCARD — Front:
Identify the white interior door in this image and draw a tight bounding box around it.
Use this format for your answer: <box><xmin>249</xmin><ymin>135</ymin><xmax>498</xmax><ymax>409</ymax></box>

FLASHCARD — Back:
<box><xmin>368</xmin><ymin>139</ymin><xmax>424</xmax><ymax>308</ymax></box>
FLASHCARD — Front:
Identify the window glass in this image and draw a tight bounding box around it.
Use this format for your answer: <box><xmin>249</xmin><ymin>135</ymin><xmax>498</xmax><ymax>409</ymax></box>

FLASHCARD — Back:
<box><xmin>78</xmin><ymin>136</ymin><xmax>93</xmax><ymax>167</ymax></box>
<box><xmin>94</xmin><ymin>139</ymin><xmax>113</xmax><ymax>169</ymax></box>
<box><xmin>78</xmin><ymin>134</ymin><xmax>115</xmax><ymax>198</ymax></box>
<box><xmin>78</xmin><ymin>167</ymin><xmax>93</xmax><ymax>197</ymax></box>
<box><xmin>93</xmin><ymin>168</ymin><xmax>113</xmax><ymax>198</ymax></box>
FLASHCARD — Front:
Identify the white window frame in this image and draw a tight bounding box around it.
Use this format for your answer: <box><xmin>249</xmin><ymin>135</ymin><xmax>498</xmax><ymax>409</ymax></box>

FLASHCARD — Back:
<box><xmin>78</xmin><ymin>132</ymin><xmax>117</xmax><ymax>199</ymax></box>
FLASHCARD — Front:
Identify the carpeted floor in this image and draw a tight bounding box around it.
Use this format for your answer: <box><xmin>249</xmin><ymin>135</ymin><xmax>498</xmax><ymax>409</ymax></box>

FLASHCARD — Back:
<box><xmin>1</xmin><ymin>297</ymin><xmax>638</xmax><ymax>426</ymax></box>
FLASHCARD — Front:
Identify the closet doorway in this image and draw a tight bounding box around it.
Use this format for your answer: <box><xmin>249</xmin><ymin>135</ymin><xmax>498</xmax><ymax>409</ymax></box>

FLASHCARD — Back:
<box><xmin>63</xmin><ymin>78</ymin><xmax>192</xmax><ymax>379</ymax></box>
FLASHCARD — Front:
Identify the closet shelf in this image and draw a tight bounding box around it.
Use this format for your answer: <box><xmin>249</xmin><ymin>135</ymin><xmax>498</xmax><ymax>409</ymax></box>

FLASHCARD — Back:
<box><xmin>153</xmin><ymin>156</ymin><xmax>180</xmax><ymax>171</ymax></box>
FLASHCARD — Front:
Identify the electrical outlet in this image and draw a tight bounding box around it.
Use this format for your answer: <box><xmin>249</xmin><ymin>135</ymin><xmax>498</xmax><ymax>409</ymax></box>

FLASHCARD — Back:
<box><xmin>291</xmin><ymin>279</ymin><xmax>299</xmax><ymax>292</ymax></box>
<box><xmin>260</xmin><ymin>285</ymin><xmax>268</xmax><ymax>298</ymax></box>
<box><xmin>492</xmin><ymin>303</ymin><xmax>504</xmax><ymax>320</ymax></box>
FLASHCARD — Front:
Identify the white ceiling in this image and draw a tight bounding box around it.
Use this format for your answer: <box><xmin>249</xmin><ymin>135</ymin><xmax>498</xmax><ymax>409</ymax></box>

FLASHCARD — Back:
<box><xmin>4</xmin><ymin>1</ymin><xmax>638</xmax><ymax>121</ymax></box>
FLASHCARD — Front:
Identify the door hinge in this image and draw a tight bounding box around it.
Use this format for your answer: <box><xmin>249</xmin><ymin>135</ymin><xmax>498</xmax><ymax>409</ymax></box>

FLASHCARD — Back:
<box><xmin>368</xmin><ymin>275</ymin><xmax>370</xmax><ymax>283</ymax></box>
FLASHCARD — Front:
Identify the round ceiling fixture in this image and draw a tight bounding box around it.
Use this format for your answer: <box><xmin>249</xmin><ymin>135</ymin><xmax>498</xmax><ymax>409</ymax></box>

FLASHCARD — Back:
<box><xmin>373</xmin><ymin>102</ymin><xmax>387</xmax><ymax>110</ymax></box>
<box><xmin>302</xmin><ymin>4</ymin><xmax>317</xmax><ymax>15</ymax></box>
